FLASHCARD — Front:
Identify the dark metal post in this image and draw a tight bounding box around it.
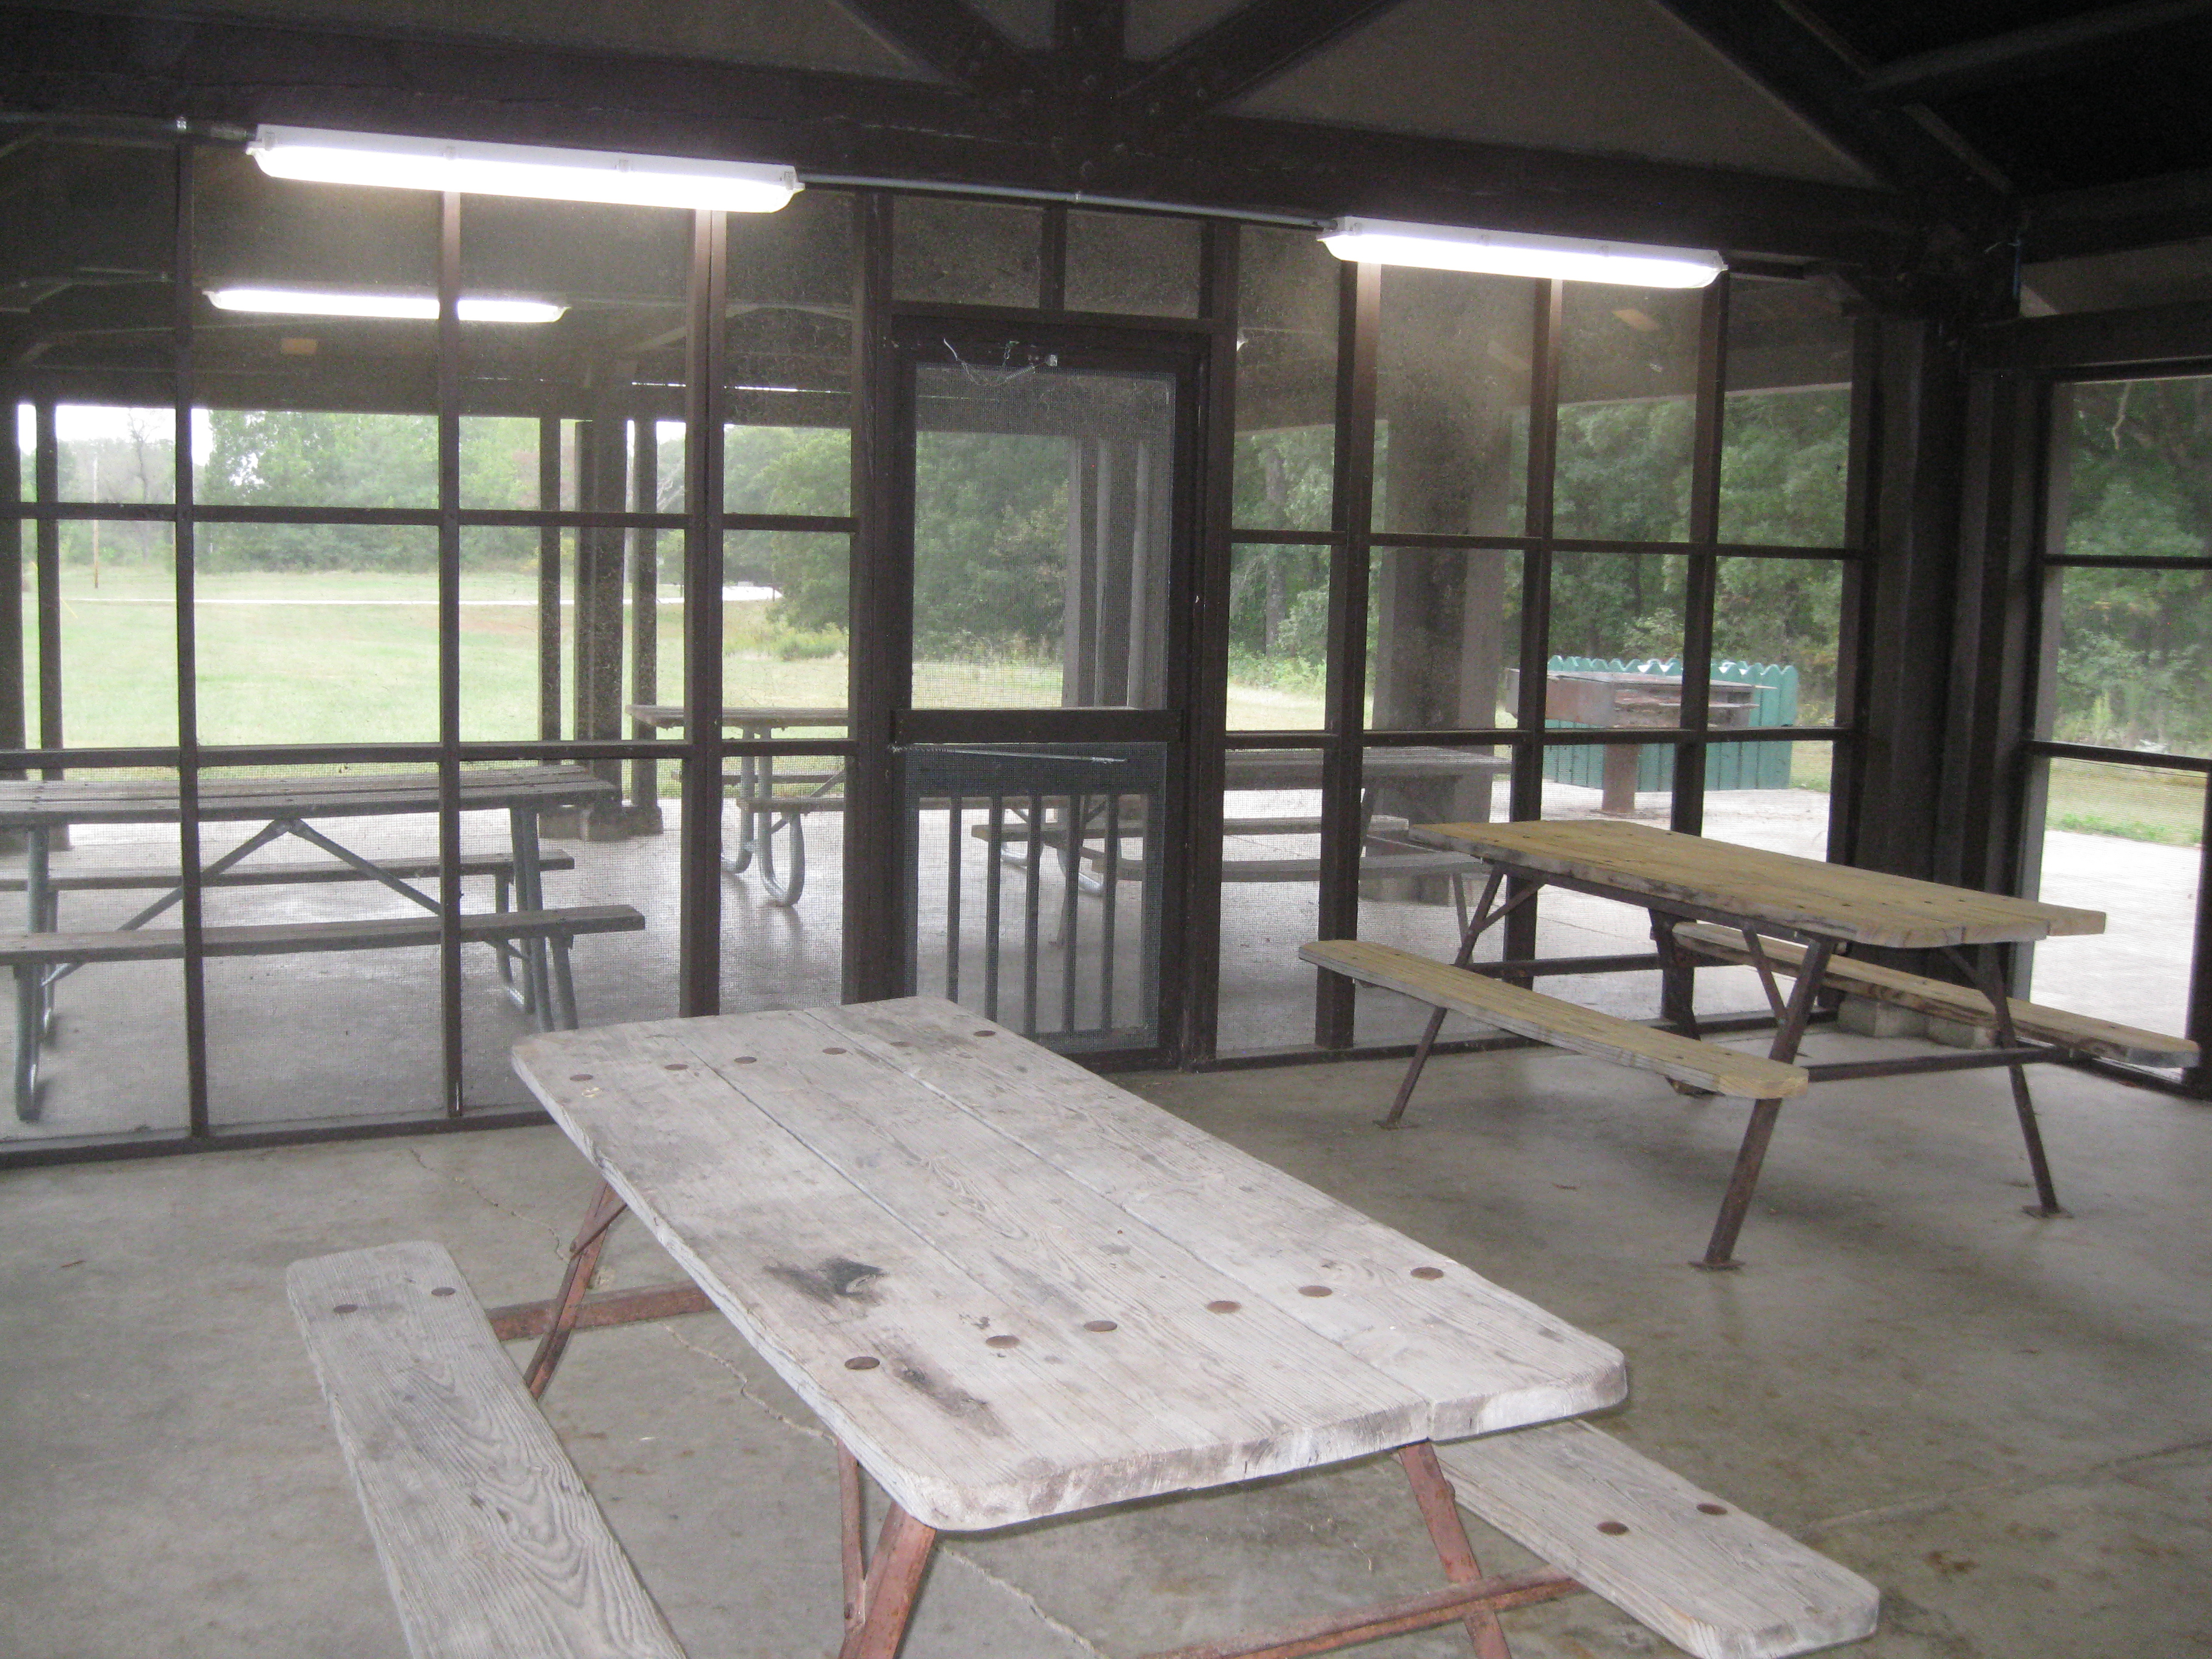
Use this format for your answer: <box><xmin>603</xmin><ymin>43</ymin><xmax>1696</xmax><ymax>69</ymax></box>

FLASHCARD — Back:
<box><xmin>437</xmin><ymin>190</ymin><xmax>465</xmax><ymax>1116</ymax></box>
<box><xmin>629</xmin><ymin>414</ymin><xmax>662</xmax><ymax>830</ymax></box>
<box><xmin>0</xmin><ymin>397</ymin><xmax>22</xmax><ymax>791</ymax></box>
<box><xmin>172</xmin><ymin>142</ymin><xmax>210</xmax><ymax>1137</ymax></box>
<box><xmin>32</xmin><ymin>400</ymin><xmax>60</xmax><ymax>779</ymax></box>
<box><xmin>1314</xmin><ymin>257</ymin><xmax>1379</xmax><ymax>1048</ymax></box>
<box><xmin>844</xmin><ymin>192</ymin><xmax>903</xmax><ymax>1004</ymax></box>
<box><xmin>1505</xmin><ymin>282</ymin><xmax>1565</xmax><ymax>977</ymax></box>
<box><xmin>1181</xmin><ymin>219</ymin><xmax>1239</xmax><ymax>1062</ymax></box>
<box><xmin>679</xmin><ymin>209</ymin><xmax>728</xmax><ymax>1019</ymax></box>
<box><xmin>537</xmin><ymin>416</ymin><xmax>562</xmax><ymax>742</ymax></box>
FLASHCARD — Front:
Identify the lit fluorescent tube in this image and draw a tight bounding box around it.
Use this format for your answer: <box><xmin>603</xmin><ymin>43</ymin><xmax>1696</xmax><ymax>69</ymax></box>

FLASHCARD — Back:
<box><xmin>249</xmin><ymin>125</ymin><xmax>801</xmax><ymax>213</ymax></box>
<box><xmin>207</xmin><ymin>287</ymin><xmax>566</xmax><ymax>324</ymax></box>
<box><xmin>1321</xmin><ymin>218</ymin><xmax>1724</xmax><ymax>288</ymax></box>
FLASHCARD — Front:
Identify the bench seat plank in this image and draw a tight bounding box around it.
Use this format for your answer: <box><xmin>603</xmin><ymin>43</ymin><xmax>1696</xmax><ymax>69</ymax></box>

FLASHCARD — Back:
<box><xmin>1302</xmin><ymin>940</ymin><xmax>1809</xmax><ymax>1100</ymax></box>
<box><xmin>0</xmin><ymin>905</ymin><xmax>643</xmax><ymax>967</ymax></box>
<box><xmin>1439</xmin><ymin>1420</ymin><xmax>1879</xmax><ymax>1659</ymax></box>
<box><xmin>1671</xmin><ymin>923</ymin><xmax>2197</xmax><ymax>1067</ymax></box>
<box><xmin>0</xmin><ymin>851</ymin><xmax>575</xmax><ymax>893</ymax></box>
<box><xmin>288</xmin><ymin>1242</ymin><xmax>688</xmax><ymax>1659</ymax></box>
<box><xmin>1222</xmin><ymin>852</ymin><xmax>1481</xmax><ymax>883</ymax></box>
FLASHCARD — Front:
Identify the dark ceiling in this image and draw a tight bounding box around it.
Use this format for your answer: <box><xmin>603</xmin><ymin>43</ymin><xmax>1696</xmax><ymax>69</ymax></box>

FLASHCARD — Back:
<box><xmin>1794</xmin><ymin>0</ymin><xmax>2212</xmax><ymax>194</ymax></box>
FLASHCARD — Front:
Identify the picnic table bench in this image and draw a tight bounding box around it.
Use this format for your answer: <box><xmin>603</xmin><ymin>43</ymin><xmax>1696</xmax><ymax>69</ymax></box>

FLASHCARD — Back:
<box><xmin>287</xmin><ymin>998</ymin><xmax>1878</xmax><ymax>1659</ymax></box>
<box><xmin>0</xmin><ymin>767</ymin><xmax>620</xmax><ymax>1120</ymax></box>
<box><xmin>1322</xmin><ymin>819</ymin><xmax>2183</xmax><ymax>1266</ymax></box>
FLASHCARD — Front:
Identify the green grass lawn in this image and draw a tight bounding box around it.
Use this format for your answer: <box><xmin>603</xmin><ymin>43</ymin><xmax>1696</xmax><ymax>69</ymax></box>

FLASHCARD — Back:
<box><xmin>25</xmin><ymin>570</ymin><xmax>2205</xmax><ymax>847</ymax></box>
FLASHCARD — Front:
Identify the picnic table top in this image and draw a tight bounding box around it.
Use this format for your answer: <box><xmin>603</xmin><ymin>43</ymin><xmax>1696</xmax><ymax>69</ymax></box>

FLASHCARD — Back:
<box><xmin>1414</xmin><ymin>818</ymin><xmax>2103</xmax><ymax>949</ymax></box>
<box><xmin>512</xmin><ymin>996</ymin><xmax>1626</xmax><ymax>1533</ymax></box>
<box><xmin>626</xmin><ymin>704</ymin><xmax>848</xmax><ymax>729</ymax></box>
<box><xmin>0</xmin><ymin>765</ymin><xmax>616</xmax><ymax>827</ymax></box>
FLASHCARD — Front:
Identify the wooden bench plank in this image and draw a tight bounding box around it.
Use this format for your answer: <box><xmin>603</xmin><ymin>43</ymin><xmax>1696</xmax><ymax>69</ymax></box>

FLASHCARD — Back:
<box><xmin>287</xmin><ymin>1242</ymin><xmax>688</xmax><ymax>1659</ymax></box>
<box><xmin>1439</xmin><ymin>1420</ymin><xmax>1879</xmax><ymax>1659</ymax></box>
<box><xmin>1222</xmin><ymin>852</ymin><xmax>1483</xmax><ymax>883</ymax></box>
<box><xmin>732</xmin><ymin>797</ymin><xmax>845</xmax><ymax>814</ymax></box>
<box><xmin>1301</xmin><ymin>940</ymin><xmax>1809</xmax><ymax>1101</ymax></box>
<box><xmin>0</xmin><ymin>852</ymin><xmax>576</xmax><ymax>893</ymax></box>
<box><xmin>0</xmin><ymin>905</ymin><xmax>643</xmax><ymax>967</ymax></box>
<box><xmin>1671</xmin><ymin>922</ymin><xmax>2197</xmax><ymax>1067</ymax></box>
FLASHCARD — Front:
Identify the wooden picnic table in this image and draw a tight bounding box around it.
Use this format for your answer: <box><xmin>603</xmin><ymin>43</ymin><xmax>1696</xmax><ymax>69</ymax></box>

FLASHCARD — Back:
<box><xmin>511</xmin><ymin>995</ymin><xmax>1632</xmax><ymax>1654</ymax></box>
<box><xmin>1389</xmin><ymin>819</ymin><xmax>2123</xmax><ymax>1265</ymax></box>
<box><xmin>0</xmin><ymin>766</ymin><xmax>621</xmax><ymax>1119</ymax></box>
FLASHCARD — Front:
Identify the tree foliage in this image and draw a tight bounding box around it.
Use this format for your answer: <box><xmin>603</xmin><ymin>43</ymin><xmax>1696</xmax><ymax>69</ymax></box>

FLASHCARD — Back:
<box><xmin>2049</xmin><ymin>379</ymin><xmax>2212</xmax><ymax>750</ymax></box>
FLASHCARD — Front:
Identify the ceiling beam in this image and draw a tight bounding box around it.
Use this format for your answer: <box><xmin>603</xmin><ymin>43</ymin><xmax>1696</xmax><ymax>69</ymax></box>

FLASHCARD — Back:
<box><xmin>1053</xmin><ymin>0</ymin><xmax>1126</xmax><ymax>66</ymax></box>
<box><xmin>1864</xmin><ymin>0</ymin><xmax>2212</xmax><ymax>105</ymax></box>
<box><xmin>1643</xmin><ymin>0</ymin><xmax>2012</xmax><ymax>206</ymax></box>
<box><xmin>830</xmin><ymin>0</ymin><xmax>1033</xmax><ymax>95</ymax></box>
<box><xmin>1116</xmin><ymin>0</ymin><xmax>1410</xmax><ymax>119</ymax></box>
<box><xmin>2021</xmin><ymin>165</ymin><xmax>2212</xmax><ymax>263</ymax></box>
<box><xmin>0</xmin><ymin>2</ymin><xmax>1928</xmax><ymax>269</ymax></box>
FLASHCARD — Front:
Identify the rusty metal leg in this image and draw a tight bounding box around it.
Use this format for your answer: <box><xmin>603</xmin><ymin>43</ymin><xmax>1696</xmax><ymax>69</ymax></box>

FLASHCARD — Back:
<box><xmin>838</xmin><ymin>1504</ymin><xmax>937</xmax><ymax>1659</ymax></box>
<box><xmin>1696</xmin><ymin>1098</ymin><xmax>1784</xmax><ymax>1270</ymax></box>
<box><xmin>2005</xmin><ymin>1061</ymin><xmax>2066</xmax><ymax>1216</ymax></box>
<box><xmin>523</xmin><ymin>1180</ymin><xmax>628</xmax><ymax>1397</ymax></box>
<box><xmin>1380</xmin><ymin>1005</ymin><xmax>1450</xmax><ymax>1129</ymax></box>
<box><xmin>839</xmin><ymin>1442</ymin><xmax>868</xmax><ymax>1637</ymax></box>
<box><xmin>1379</xmin><ymin>874</ymin><xmax>1532</xmax><ymax>1130</ymax></box>
<box><xmin>1691</xmin><ymin>939</ymin><xmax>1834</xmax><ymax>1270</ymax></box>
<box><xmin>1949</xmin><ymin>948</ymin><xmax>2068</xmax><ymax>1218</ymax></box>
<box><xmin>1398</xmin><ymin>1443</ymin><xmax>1512</xmax><ymax>1659</ymax></box>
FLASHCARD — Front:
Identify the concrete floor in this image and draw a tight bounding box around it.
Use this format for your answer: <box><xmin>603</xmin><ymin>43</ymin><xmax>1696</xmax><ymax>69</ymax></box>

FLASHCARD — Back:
<box><xmin>4</xmin><ymin>1030</ymin><xmax>2208</xmax><ymax>1658</ymax></box>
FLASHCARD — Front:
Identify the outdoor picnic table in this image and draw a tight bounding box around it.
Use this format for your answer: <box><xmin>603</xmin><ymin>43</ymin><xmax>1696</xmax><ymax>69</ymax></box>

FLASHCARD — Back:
<box><xmin>1395</xmin><ymin>818</ymin><xmax>2119</xmax><ymax>1264</ymax></box>
<box><xmin>509</xmin><ymin>995</ymin><xmax>1631</xmax><ymax>1656</ymax></box>
<box><xmin>629</xmin><ymin>705</ymin><xmax>1512</xmax><ymax>908</ymax></box>
<box><xmin>0</xmin><ymin>766</ymin><xmax>619</xmax><ymax>1118</ymax></box>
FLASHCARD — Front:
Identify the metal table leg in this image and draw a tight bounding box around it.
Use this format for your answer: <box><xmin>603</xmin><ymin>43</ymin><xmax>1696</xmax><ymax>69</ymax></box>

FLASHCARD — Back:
<box><xmin>13</xmin><ymin>826</ymin><xmax>49</xmax><ymax>1120</ymax></box>
<box><xmin>509</xmin><ymin>805</ymin><xmax>557</xmax><ymax>1028</ymax></box>
<box><xmin>1695</xmin><ymin>935</ymin><xmax>1835</xmax><ymax>1270</ymax></box>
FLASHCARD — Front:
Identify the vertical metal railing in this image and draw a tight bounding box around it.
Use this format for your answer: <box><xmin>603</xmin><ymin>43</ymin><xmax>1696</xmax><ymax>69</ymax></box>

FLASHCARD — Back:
<box><xmin>904</xmin><ymin>745</ymin><xmax>1163</xmax><ymax>1051</ymax></box>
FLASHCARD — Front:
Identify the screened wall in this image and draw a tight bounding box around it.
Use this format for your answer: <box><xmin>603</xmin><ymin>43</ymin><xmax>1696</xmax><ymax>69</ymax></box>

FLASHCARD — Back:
<box><xmin>0</xmin><ymin>129</ymin><xmax>1869</xmax><ymax>1160</ymax></box>
<box><xmin>2016</xmin><ymin>369</ymin><xmax>2212</xmax><ymax>1084</ymax></box>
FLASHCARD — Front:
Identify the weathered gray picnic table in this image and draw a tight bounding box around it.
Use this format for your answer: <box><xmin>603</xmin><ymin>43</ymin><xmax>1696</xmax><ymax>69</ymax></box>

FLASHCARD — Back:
<box><xmin>280</xmin><ymin>996</ymin><xmax>1877</xmax><ymax>1659</ymax></box>
<box><xmin>0</xmin><ymin>766</ymin><xmax>628</xmax><ymax>1119</ymax></box>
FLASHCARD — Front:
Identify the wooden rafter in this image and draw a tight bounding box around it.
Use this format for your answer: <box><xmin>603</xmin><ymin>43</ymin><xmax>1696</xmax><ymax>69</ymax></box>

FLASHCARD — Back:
<box><xmin>1863</xmin><ymin>0</ymin><xmax>2212</xmax><ymax>105</ymax></box>
<box><xmin>831</xmin><ymin>0</ymin><xmax>1031</xmax><ymax>93</ymax></box>
<box><xmin>1644</xmin><ymin>0</ymin><xmax>2011</xmax><ymax>206</ymax></box>
<box><xmin>1117</xmin><ymin>0</ymin><xmax>1411</xmax><ymax>118</ymax></box>
<box><xmin>0</xmin><ymin>1</ymin><xmax>1926</xmax><ymax>266</ymax></box>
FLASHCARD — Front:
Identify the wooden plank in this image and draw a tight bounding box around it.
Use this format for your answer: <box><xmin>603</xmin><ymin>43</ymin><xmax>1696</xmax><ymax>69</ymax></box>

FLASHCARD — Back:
<box><xmin>514</xmin><ymin>1016</ymin><xmax>1437</xmax><ymax>1532</ymax></box>
<box><xmin>628</xmin><ymin>704</ymin><xmax>849</xmax><ymax>729</ymax></box>
<box><xmin>0</xmin><ymin>852</ymin><xmax>575</xmax><ymax>893</ymax></box>
<box><xmin>819</xmin><ymin>997</ymin><xmax>1626</xmax><ymax>1441</ymax></box>
<box><xmin>1300</xmin><ymin>940</ymin><xmax>1809</xmax><ymax>1101</ymax></box>
<box><xmin>0</xmin><ymin>766</ymin><xmax>615</xmax><ymax>826</ymax></box>
<box><xmin>1220</xmin><ymin>853</ymin><xmax>1483</xmax><ymax>883</ymax></box>
<box><xmin>1416</xmin><ymin>820</ymin><xmax>2103</xmax><ymax>948</ymax></box>
<box><xmin>512</xmin><ymin>1002</ymin><xmax>1623</xmax><ymax>1526</ymax></box>
<box><xmin>287</xmin><ymin>1242</ymin><xmax>689</xmax><ymax>1659</ymax></box>
<box><xmin>1672</xmin><ymin>923</ymin><xmax>2197</xmax><ymax>1066</ymax></box>
<box><xmin>0</xmin><ymin>905</ymin><xmax>643</xmax><ymax>965</ymax></box>
<box><xmin>1438</xmin><ymin>1421</ymin><xmax>1879</xmax><ymax>1659</ymax></box>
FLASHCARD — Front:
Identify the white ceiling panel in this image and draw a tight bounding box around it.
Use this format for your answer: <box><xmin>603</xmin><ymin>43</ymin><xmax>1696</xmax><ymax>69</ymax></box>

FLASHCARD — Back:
<box><xmin>1233</xmin><ymin>0</ymin><xmax>1875</xmax><ymax>187</ymax></box>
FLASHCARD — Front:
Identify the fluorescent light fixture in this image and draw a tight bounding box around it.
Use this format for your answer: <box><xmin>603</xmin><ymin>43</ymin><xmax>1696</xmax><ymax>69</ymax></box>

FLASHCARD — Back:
<box><xmin>206</xmin><ymin>287</ymin><xmax>566</xmax><ymax>324</ymax></box>
<box><xmin>1321</xmin><ymin>218</ymin><xmax>1724</xmax><ymax>288</ymax></box>
<box><xmin>249</xmin><ymin>125</ymin><xmax>801</xmax><ymax>213</ymax></box>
